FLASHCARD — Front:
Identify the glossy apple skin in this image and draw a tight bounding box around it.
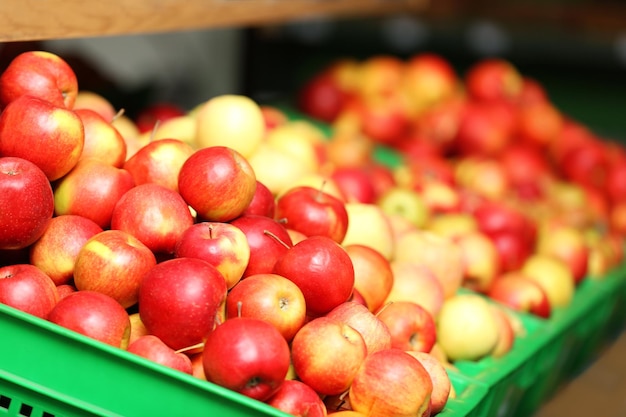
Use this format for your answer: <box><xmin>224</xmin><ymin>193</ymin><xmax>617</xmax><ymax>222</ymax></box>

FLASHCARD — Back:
<box><xmin>273</xmin><ymin>236</ymin><xmax>355</xmax><ymax>317</ymax></box>
<box><xmin>0</xmin><ymin>50</ymin><xmax>78</xmax><ymax>109</ymax></box>
<box><xmin>275</xmin><ymin>185</ymin><xmax>349</xmax><ymax>244</ymax></box>
<box><xmin>0</xmin><ymin>95</ymin><xmax>84</xmax><ymax>181</ymax></box>
<box><xmin>344</xmin><ymin>244</ymin><xmax>394</xmax><ymax>313</ymax></box>
<box><xmin>406</xmin><ymin>351</ymin><xmax>452</xmax><ymax>415</ymax></box>
<box><xmin>265</xmin><ymin>379</ymin><xmax>327</xmax><ymax>417</ymax></box>
<box><xmin>29</xmin><ymin>214</ymin><xmax>103</xmax><ymax>286</ymax></box>
<box><xmin>0</xmin><ymin>157</ymin><xmax>54</xmax><ymax>250</ymax></box>
<box><xmin>230</xmin><ymin>214</ymin><xmax>293</xmax><ymax>278</ymax></box>
<box><xmin>174</xmin><ymin>222</ymin><xmax>250</xmax><ymax>290</ymax></box>
<box><xmin>225</xmin><ymin>273</ymin><xmax>307</xmax><ymax>342</ymax></box>
<box><xmin>178</xmin><ymin>146</ymin><xmax>257</xmax><ymax>222</ymax></box>
<box><xmin>297</xmin><ymin>73</ymin><xmax>347</xmax><ymax>123</ymax></box>
<box><xmin>291</xmin><ymin>316</ymin><xmax>367</xmax><ymax>396</ymax></box>
<box><xmin>241</xmin><ymin>180</ymin><xmax>276</xmax><ymax>218</ymax></box>
<box><xmin>75</xmin><ymin>108</ymin><xmax>127</xmax><ymax>167</ymax></box>
<box><xmin>348</xmin><ymin>348</ymin><xmax>432</xmax><ymax>417</ymax></box>
<box><xmin>375</xmin><ymin>301</ymin><xmax>437</xmax><ymax>353</ymax></box>
<box><xmin>139</xmin><ymin>257</ymin><xmax>228</xmax><ymax>351</ymax></box>
<box><xmin>53</xmin><ymin>159</ymin><xmax>136</xmax><ymax>229</ymax></box>
<box><xmin>202</xmin><ymin>317</ymin><xmax>291</xmax><ymax>401</ymax></box>
<box><xmin>47</xmin><ymin>290</ymin><xmax>131</xmax><ymax>349</ymax></box>
<box><xmin>464</xmin><ymin>58</ymin><xmax>522</xmax><ymax>102</ymax></box>
<box><xmin>111</xmin><ymin>183</ymin><xmax>194</xmax><ymax>255</ymax></box>
<box><xmin>0</xmin><ymin>264</ymin><xmax>59</xmax><ymax>319</ymax></box>
<box><xmin>123</xmin><ymin>138</ymin><xmax>195</xmax><ymax>193</ymax></box>
<box><xmin>127</xmin><ymin>335</ymin><xmax>193</xmax><ymax>374</ymax></box>
<box><xmin>73</xmin><ymin>229</ymin><xmax>157</xmax><ymax>308</ymax></box>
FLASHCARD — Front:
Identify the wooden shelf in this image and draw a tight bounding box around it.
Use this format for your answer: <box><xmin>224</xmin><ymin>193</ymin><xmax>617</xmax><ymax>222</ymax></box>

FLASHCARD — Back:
<box><xmin>0</xmin><ymin>0</ymin><xmax>428</xmax><ymax>42</ymax></box>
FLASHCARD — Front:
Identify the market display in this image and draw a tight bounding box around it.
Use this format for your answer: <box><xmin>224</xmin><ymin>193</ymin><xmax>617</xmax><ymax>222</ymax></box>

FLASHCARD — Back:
<box><xmin>0</xmin><ymin>49</ymin><xmax>625</xmax><ymax>417</ymax></box>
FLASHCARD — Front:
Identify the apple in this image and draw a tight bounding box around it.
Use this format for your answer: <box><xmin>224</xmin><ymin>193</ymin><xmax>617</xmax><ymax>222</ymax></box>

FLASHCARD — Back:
<box><xmin>464</xmin><ymin>58</ymin><xmax>523</xmax><ymax>102</ymax></box>
<box><xmin>174</xmin><ymin>222</ymin><xmax>250</xmax><ymax>290</ymax></box>
<box><xmin>297</xmin><ymin>72</ymin><xmax>347</xmax><ymax>123</ymax></box>
<box><xmin>353</xmin><ymin>94</ymin><xmax>411</xmax><ymax>146</ymax></box>
<box><xmin>242</xmin><ymin>180</ymin><xmax>276</xmax><ymax>218</ymax></box>
<box><xmin>516</xmin><ymin>101</ymin><xmax>564</xmax><ymax>149</ymax></box>
<box><xmin>75</xmin><ymin>108</ymin><xmax>127</xmax><ymax>167</ymax></box>
<box><xmin>127</xmin><ymin>335</ymin><xmax>193</xmax><ymax>374</ymax></box>
<box><xmin>330</xmin><ymin>166</ymin><xmax>378</xmax><ymax>204</ymax></box>
<box><xmin>194</xmin><ymin>95</ymin><xmax>265</xmax><ymax>158</ymax></box>
<box><xmin>375</xmin><ymin>301</ymin><xmax>437</xmax><ymax>353</ymax></box>
<box><xmin>393</xmin><ymin>230</ymin><xmax>464</xmax><ymax>299</ymax></box>
<box><xmin>406</xmin><ymin>351</ymin><xmax>452</xmax><ymax>415</ymax></box>
<box><xmin>326</xmin><ymin>301</ymin><xmax>392</xmax><ymax>355</ymax></box>
<box><xmin>487</xmin><ymin>271</ymin><xmax>551</xmax><ymax>318</ymax></box>
<box><xmin>341</xmin><ymin>203</ymin><xmax>395</xmax><ymax>260</ymax></box>
<box><xmin>134</xmin><ymin>102</ymin><xmax>186</xmax><ymax>134</ymax></box>
<box><xmin>47</xmin><ymin>290</ymin><xmax>130</xmax><ymax>348</ymax></box>
<box><xmin>343</xmin><ymin>244</ymin><xmax>394</xmax><ymax>313</ymax></box>
<box><xmin>136</xmin><ymin>114</ymin><xmax>197</xmax><ymax>148</ymax></box>
<box><xmin>356</xmin><ymin>54</ymin><xmax>405</xmax><ymax>99</ymax></box>
<box><xmin>377</xmin><ymin>186</ymin><xmax>431</xmax><ymax>229</ymax></box>
<box><xmin>56</xmin><ymin>284</ymin><xmax>77</xmax><ymax>300</ymax></box>
<box><xmin>265</xmin><ymin>120</ymin><xmax>325</xmax><ymax>175</ymax></box>
<box><xmin>324</xmin><ymin>130</ymin><xmax>375</xmax><ymax>170</ymax></box>
<box><xmin>517</xmin><ymin>76</ymin><xmax>548</xmax><ymax>106</ymax></box>
<box><xmin>0</xmin><ymin>157</ymin><xmax>54</xmax><ymax>250</ymax></box>
<box><xmin>418</xmin><ymin>180</ymin><xmax>462</xmax><ymax>215</ymax></box>
<box><xmin>53</xmin><ymin>158</ymin><xmax>135</xmax><ymax>229</ymax></box>
<box><xmin>29</xmin><ymin>214</ymin><xmax>103</xmax><ymax>286</ymax></box>
<box><xmin>265</xmin><ymin>379</ymin><xmax>327</xmax><ymax>417</ymax></box>
<box><xmin>73</xmin><ymin>90</ymin><xmax>117</xmax><ymax>122</ymax></box>
<box><xmin>487</xmin><ymin>231</ymin><xmax>534</xmax><ymax>274</ymax></box>
<box><xmin>178</xmin><ymin>146</ymin><xmax>257</xmax><ymax>222</ymax></box>
<box><xmin>260</xmin><ymin>105</ymin><xmax>289</xmax><ymax>132</ymax></box>
<box><xmin>139</xmin><ymin>257</ymin><xmax>228</xmax><ymax>351</ymax></box>
<box><xmin>403</xmin><ymin>52</ymin><xmax>459</xmax><ymax>112</ymax></box>
<box><xmin>454</xmin><ymin>156</ymin><xmax>510</xmax><ymax>201</ymax></box>
<box><xmin>202</xmin><ymin>316</ymin><xmax>291</xmax><ymax>401</ymax></box>
<box><xmin>273</xmin><ymin>236</ymin><xmax>355</xmax><ymax>318</ymax></box>
<box><xmin>225</xmin><ymin>273</ymin><xmax>307</xmax><ymax>342</ymax></box>
<box><xmin>489</xmin><ymin>305</ymin><xmax>516</xmax><ymax>358</ymax></box>
<box><xmin>189</xmin><ymin>352</ymin><xmax>207</xmax><ymax>381</ymax></box>
<box><xmin>521</xmin><ymin>254</ymin><xmax>575</xmax><ymax>309</ymax></box>
<box><xmin>386</xmin><ymin>260</ymin><xmax>445</xmax><ymax>318</ymax></box>
<box><xmin>275</xmin><ymin>185</ymin><xmax>349</xmax><ymax>244</ymax></box>
<box><xmin>290</xmin><ymin>316</ymin><xmax>367</xmax><ymax>396</ymax></box>
<box><xmin>536</xmin><ymin>222</ymin><xmax>590</xmax><ymax>285</ymax></box>
<box><xmin>110</xmin><ymin>183</ymin><xmax>195</xmax><ymax>255</ymax></box>
<box><xmin>436</xmin><ymin>293</ymin><xmax>500</xmax><ymax>361</ymax></box>
<box><xmin>112</xmin><ymin>114</ymin><xmax>145</xmax><ymax>160</ymax></box>
<box><xmin>453</xmin><ymin>100</ymin><xmax>515</xmax><ymax>157</ymax></box>
<box><xmin>0</xmin><ymin>264</ymin><xmax>59</xmax><ymax>319</ymax></box>
<box><xmin>348</xmin><ymin>348</ymin><xmax>432</xmax><ymax>417</ymax></box>
<box><xmin>128</xmin><ymin>312</ymin><xmax>149</xmax><ymax>345</ymax></box>
<box><xmin>0</xmin><ymin>95</ymin><xmax>84</xmax><ymax>181</ymax></box>
<box><xmin>229</xmin><ymin>214</ymin><xmax>293</xmax><ymax>278</ymax></box>
<box><xmin>455</xmin><ymin>230</ymin><xmax>502</xmax><ymax>293</ymax></box>
<box><xmin>0</xmin><ymin>50</ymin><xmax>78</xmax><ymax>109</ymax></box>
<box><xmin>426</xmin><ymin>212</ymin><xmax>477</xmax><ymax>241</ymax></box>
<box><xmin>123</xmin><ymin>138</ymin><xmax>195</xmax><ymax>193</ymax></box>
<box><xmin>73</xmin><ymin>229</ymin><xmax>157</xmax><ymax>308</ymax></box>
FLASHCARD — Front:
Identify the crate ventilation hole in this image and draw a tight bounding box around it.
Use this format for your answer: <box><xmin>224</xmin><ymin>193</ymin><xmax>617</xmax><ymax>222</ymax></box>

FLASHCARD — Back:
<box><xmin>0</xmin><ymin>394</ymin><xmax>54</xmax><ymax>417</ymax></box>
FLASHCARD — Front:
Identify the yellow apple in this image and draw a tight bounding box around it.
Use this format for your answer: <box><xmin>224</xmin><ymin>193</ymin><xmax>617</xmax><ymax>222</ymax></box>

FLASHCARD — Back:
<box><xmin>138</xmin><ymin>114</ymin><xmax>197</xmax><ymax>146</ymax></box>
<box><xmin>521</xmin><ymin>254</ymin><xmax>575</xmax><ymax>309</ymax></box>
<box><xmin>341</xmin><ymin>202</ymin><xmax>395</xmax><ymax>260</ymax></box>
<box><xmin>377</xmin><ymin>186</ymin><xmax>430</xmax><ymax>228</ymax></box>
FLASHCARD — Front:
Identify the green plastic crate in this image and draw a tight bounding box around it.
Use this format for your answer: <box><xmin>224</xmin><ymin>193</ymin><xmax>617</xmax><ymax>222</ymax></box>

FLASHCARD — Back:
<box><xmin>0</xmin><ymin>303</ymin><xmax>291</xmax><ymax>417</ymax></box>
<box><xmin>440</xmin><ymin>371</ymin><xmax>490</xmax><ymax>417</ymax></box>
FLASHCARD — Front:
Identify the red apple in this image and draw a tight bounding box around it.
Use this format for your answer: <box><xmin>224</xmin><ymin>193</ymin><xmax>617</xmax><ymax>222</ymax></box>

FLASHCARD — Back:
<box><xmin>375</xmin><ymin>301</ymin><xmax>437</xmax><ymax>353</ymax></box>
<box><xmin>75</xmin><ymin>108</ymin><xmax>127</xmax><ymax>167</ymax></box>
<box><xmin>134</xmin><ymin>102</ymin><xmax>186</xmax><ymax>134</ymax></box>
<box><xmin>343</xmin><ymin>244</ymin><xmax>394</xmax><ymax>313</ymax></box>
<box><xmin>354</xmin><ymin>94</ymin><xmax>410</xmax><ymax>146</ymax></box>
<box><xmin>260</xmin><ymin>105</ymin><xmax>289</xmax><ymax>132</ymax></box>
<box><xmin>290</xmin><ymin>316</ymin><xmax>367</xmax><ymax>396</ymax></box>
<box><xmin>174</xmin><ymin>222</ymin><xmax>250</xmax><ymax>290</ymax></box>
<box><xmin>0</xmin><ymin>264</ymin><xmax>59</xmax><ymax>318</ymax></box>
<box><xmin>73</xmin><ymin>90</ymin><xmax>117</xmax><ymax>122</ymax></box>
<box><xmin>230</xmin><ymin>214</ymin><xmax>293</xmax><ymax>278</ymax></box>
<box><xmin>275</xmin><ymin>185</ymin><xmax>349</xmax><ymax>244</ymax></box>
<box><xmin>110</xmin><ymin>183</ymin><xmax>194</xmax><ymax>255</ymax></box>
<box><xmin>488</xmin><ymin>231</ymin><xmax>534</xmax><ymax>273</ymax></box>
<box><xmin>53</xmin><ymin>158</ymin><xmax>135</xmax><ymax>229</ymax></box>
<box><xmin>297</xmin><ymin>72</ymin><xmax>347</xmax><ymax>123</ymax></box>
<box><xmin>489</xmin><ymin>304</ymin><xmax>516</xmax><ymax>358</ymax></box>
<box><xmin>0</xmin><ymin>50</ymin><xmax>78</xmax><ymax>109</ymax></box>
<box><xmin>202</xmin><ymin>316</ymin><xmax>291</xmax><ymax>401</ymax></box>
<box><xmin>465</xmin><ymin>58</ymin><xmax>523</xmax><ymax>102</ymax></box>
<box><xmin>0</xmin><ymin>157</ymin><xmax>54</xmax><ymax>250</ymax></box>
<box><xmin>242</xmin><ymin>180</ymin><xmax>276</xmax><ymax>218</ymax></box>
<box><xmin>225</xmin><ymin>273</ymin><xmax>307</xmax><ymax>342</ymax></box>
<box><xmin>386</xmin><ymin>260</ymin><xmax>445</xmax><ymax>318</ymax></box>
<box><xmin>273</xmin><ymin>236</ymin><xmax>355</xmax><ymax>317</ymax></box>
<box><xmin>491</xmin><ymin>272</ymin><xmax>555</xmax><ymax>319</ymax></box>
<box><xmin>127</xmin><ymin>334</ymin><xmax>193</xmax><ymax>374</ymax></box>
<box><xmin>139</xmin><ymin>257</ymin><xmax>228</xmax><ymax>351</ymax></box>
<box><xmin>406</xmin><ymin>351</ymin><xmax>452</xmax><ymax>415</ymax></box>
<box><xmin>73</xmin><ymin>229</ymin><xmax>157</xmax><ymax>308</ymax></box>
<box><xmin>453</xmin><ymin>100</ymin><xmax>515</xmax><ymax>157</ymax></box>
<box><xmin>403</xmin><ymin>52</ymin><xmax>459</xmax><ymax>111</ymax></box>
<box><xmin>47</xmin><ymin>290</ymin><xmax>130</xmax><ymax>348</ymax></box>
<box><xmin>348</xmin><ymin>348</ymin><xmax>432</xmax><ymax>417</ymax></box>
<box><xmin>56</xmin><ymin>283</ymin><xmax>77</xmax><ymax>300</ymax></box>
<box><xmin>516</xmin><ymin>101</ymin><xmax>564</xmax><ymax>149</ymax></box>
<box><xmin>456</xmin><ymin>230</ymin><xmax>502</xmax><ymax>293</ymax></box>
<box><xmin>123</xmin><ymin>138</ymin><xmax>195</xmax><ymax>193</ymax></box>
<box><xmin>330</xmin><ymin>166</ymin><xmax>378</xmax><ymax>204</ymax></box>
<box><xmin>178</xmin><ymin>146</ymin><xmax>257</xmax><ymax>222</ymax></box>
<box><xmin>265</xmin><ymin>379</ymin><xmax>327</xmax><ymax>417</ymax></box>
<box><xmin>0</xmin><ymin>95</ymin><xmax>84</xmax><ymax>181</ymax></box>
<box><xmin>29</xmin><ymin>214</ymin><xmax>103</xmax><ymax>286</ymax></box>
<box><xmin>326</xmin><ymin>301</ymin><xmax>392</xmax><ymax>355</ymax></box>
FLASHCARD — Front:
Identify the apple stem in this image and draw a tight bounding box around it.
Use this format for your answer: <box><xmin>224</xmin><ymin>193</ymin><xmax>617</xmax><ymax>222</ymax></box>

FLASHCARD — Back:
<box><xmin>149</xmin><ymin>119</ymin><xmax>161</xmax><ymax>143</ymax></box>
<box><xmin>208</xmin><ymin>223</ymin><xmax>214</xmax><ymax>239</ymax></box>
<box><xmin>111</xmin><ymin>108</ymin><xmax>126</xmax><ymax>123</ymax></box>
<box><xmin>263</xmin><ymin>230</ymin><xmax>291</xmax><ymax>249</ymax></box>
<box><xmin>175</xmin><ymin>342</ymin><xmax>204</xmax><ymax>354</ymax></box>
<box><xmin>237</xmin><ymin>301</ymin><xmax>243</xmax><ymax>318</ymax></box>
<box><xmin>374</xmin><ymin>301</ymin><xmax>394</xmax><ymax>317</ymax></box>
<box><xmin>316</xmin><ymin>180</ymin><xmax>327</xmax><ymax>202</ymax></box>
